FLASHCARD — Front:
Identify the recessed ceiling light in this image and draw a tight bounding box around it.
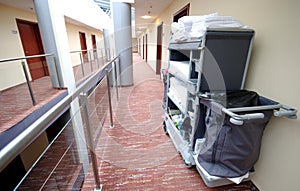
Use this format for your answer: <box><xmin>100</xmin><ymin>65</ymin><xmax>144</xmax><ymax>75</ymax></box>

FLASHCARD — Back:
<box><xmin>141</xmin><ymin>15</ymin><xmax>151</xmax><ymax>19</ymax></box>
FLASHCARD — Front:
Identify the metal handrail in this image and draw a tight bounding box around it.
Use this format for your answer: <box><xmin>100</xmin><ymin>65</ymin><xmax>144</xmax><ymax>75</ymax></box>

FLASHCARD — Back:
<box><xmin>70</xmin><ymin>49</ymin><xmax>98</xmax><ymax>54</ymax></box>
<box><xmin>0</xmin><ymin>53</ymin><xmax>53</xmax><ymax>63</ymax></box>
<box><xmin>0</xmin><ymin>55</ymin><xmax>119</xmax><ymax>173</ymax></box>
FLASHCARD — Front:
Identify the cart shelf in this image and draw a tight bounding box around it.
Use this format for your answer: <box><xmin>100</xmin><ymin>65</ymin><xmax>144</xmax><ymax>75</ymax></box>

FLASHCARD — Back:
<box><xmin>164</xmin><ymin>113</ymin><xmax>195</xmax><ymax>166</ymax></box>
<box><xmin>167</xmin><ymin>90</ymin><xmax>185</xmax><ymax>113</ymax></box>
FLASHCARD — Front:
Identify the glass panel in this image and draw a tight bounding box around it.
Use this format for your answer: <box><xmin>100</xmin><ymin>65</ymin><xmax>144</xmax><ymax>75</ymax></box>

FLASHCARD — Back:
<box><xmin>86</xmin><ymin>76</ymin><xmax>109</xmax><ymax>146</ymax></box>
<box><xmin>71</xmin><ymin>52</ymin><xmax>85</xmax><ymax>82</ymax></box>
<box><xmin>16</xmin><ymin>107</ymin><xmax>86</xmax><ymax>190</ymax></box>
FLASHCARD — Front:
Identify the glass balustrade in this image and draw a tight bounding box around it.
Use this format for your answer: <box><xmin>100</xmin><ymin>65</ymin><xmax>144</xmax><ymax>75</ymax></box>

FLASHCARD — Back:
<box><xmin>0</xmin><ymin>55</ymin><xmax>119</xmax><ymax>190</ymax></box>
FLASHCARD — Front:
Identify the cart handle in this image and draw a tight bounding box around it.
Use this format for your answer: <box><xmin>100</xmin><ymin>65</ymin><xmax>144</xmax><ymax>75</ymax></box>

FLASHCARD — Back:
<box><xmin>274</xmin><ymin>105</ymin><xmax>297</xmax><ymax>119</ymax></box>
<box><xmin>199</xmin><ymin>96</ymin><xmax>298</xmax><ymax>125</ymax></box>
<box><xmin>223</xmin><ymin>105</ymin><xmax>298</xmax><ymax>125</ymax></box>
<box><xmin>222</xmin><ymin>108</ymin><xmax>264</xmax><ymax>125</ymax></box>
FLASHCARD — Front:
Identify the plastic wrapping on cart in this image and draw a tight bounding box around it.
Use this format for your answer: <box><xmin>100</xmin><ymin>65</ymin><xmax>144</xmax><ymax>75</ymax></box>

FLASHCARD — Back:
<box><xmin>226</xmin><ymin>90</ymin><xmax>259</xmax><ymax>108</ymax></box>
<box><xmin>197</xmin><ymin>96</ymin><xmax>277</xmax><ymax>178</ymax></box>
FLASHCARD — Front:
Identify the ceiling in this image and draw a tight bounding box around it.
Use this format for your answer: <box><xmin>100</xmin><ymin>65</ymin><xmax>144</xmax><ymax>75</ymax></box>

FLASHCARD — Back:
<box><xmin>133</xmin><ymin>0</ymin><xmax>173</xmax><ymax>26</ymax></box>
<box><xmin>0</xmin><ymin>0</ymin><xmax>173</xmax><ymax>31</ymax></box>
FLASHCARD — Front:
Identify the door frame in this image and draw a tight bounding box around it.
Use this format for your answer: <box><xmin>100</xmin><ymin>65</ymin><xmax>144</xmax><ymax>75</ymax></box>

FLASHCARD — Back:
<box><xmin>79</xmin><ymin>32</ymin><xmax>88</xmax><ymax>62</ymax></box>
<box><xmin>91</xmin><ymin>34</ymin><xmax>97</xmax><ymax>60</ymax></box>
<box><xmin>156</xmin><ymin>23</ymin><xmax>163</xmax><ymax>75</ymax></box>
<box><xmin>173</xmin><ymin>3</ymin><xmax>190</xmax><ymax>22</ymax></box>
<box><xmin>143</xmin><ymin>36</ymin><xmax>145</xmax><ymax>60</ymax></box>
<box><xmin>145</xmin><ymin>34</ymin><xmax>148</xmax><ymax>62</ymax></box>
<box><xmin>16</xmin><ymin>19</ymin><xmax>48</xmax><ymax>80</ymax></box>
<box><xmin>91</xmin><ymin>34</ymin><xmax>96</xmax><ymax>51</ymax></box>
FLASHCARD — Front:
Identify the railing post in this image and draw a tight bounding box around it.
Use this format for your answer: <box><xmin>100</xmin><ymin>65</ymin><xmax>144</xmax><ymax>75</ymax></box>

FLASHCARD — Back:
<box><xmin>79</xmin><ymin>52</ymin><xmax>85</xmax><ymax>77</ymax></box>
<box><xmin>101</xmin><ymin>49</ymin><xmax>105</xmax><ymax>66</ymax></box>
<box><xmin>52</xmin><ymin>56</ymin><xmax>62</xmax><ymax>88</ymax></box>
<box><xmin>114</xmin><ymin>60</ymin><xmax>119</xmax><ymax>100</ymax></box>
<box><xmin>116</xmin><ymin>56</ymin><xmax>121</xmax><ymax>88</ymax></box>
<box><xmin>94</xmin><ymin>50</ymin><xmax>99</xmax><ymax>69</ymax></box>
<box><xmin>21</xmin><ymin>61</ymin><xmax>36</xmax><ymax>106</ymax></box>
<box><xmin>80</xmin><ymin>93</ymin><xmax>102</xmax><ymax>191</ymax></box>
<box><xmin>89</xmin><ymin>50</ymin><xmax>93</xmax><ymax>72</ymax></box>
<box><xmin>105</xmin><ymin>68</ymin><xmax>114</xmax><ymax>128</ymax></box>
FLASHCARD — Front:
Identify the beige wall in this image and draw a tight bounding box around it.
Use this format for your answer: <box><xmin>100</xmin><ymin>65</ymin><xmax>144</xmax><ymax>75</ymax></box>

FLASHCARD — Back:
<box><xmin>143</xmin><ymin>0</ymin><xmax>300</xmax><ymax>190</ymax></box>
<box><xmin>141</xmin><ymin>0</ymin><xmax>190</xmax><ymax>72</ymax></box>
<box><xmin>20</xmin><ymin>132</ymin><xmax>49</xmax><ymax>171</ymax></box>
<box><xmin>132</xmin><ymin>38</ymin><xmax>138</xmax><ymax>53</ymax></box>
<box><xmin>66</xmin><ymin>22</ymin><xmax>104</xmax><ymax>67</ymax></box>
<box><xmin>0</xmin><ymin>4</ymin><xmax>37</xmax><ymax>91</ymax></box>
<box><xmin>0</xmin><ymin>4</ymin><xmax>104</xmax><ymax>91</ymax></box>
<box><xmin>146</xmin><ymin>25</ymin><xmax>160</xmax><ymax>72</ymax></box>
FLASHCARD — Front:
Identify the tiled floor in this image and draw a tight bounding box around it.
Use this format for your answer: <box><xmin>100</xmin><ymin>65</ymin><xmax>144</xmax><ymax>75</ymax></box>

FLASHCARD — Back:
<box><xmin>0</xmin><ymin>76</ymin><xmax>66</xmax><ymax>133</ymax></box>
<box><xmin>0</xmin><ymin>58</ymin><xmax>105</xmax><ymax>134</ymax></box>
<box><xmin>73</xmin><ymin>58</ymin><xmax>106</xmax><ymax>84</ymax></box>
<box><xmin>81</xmin><ymin>53</ymin><xmax>260</xmax><ymax>191</ymax></box>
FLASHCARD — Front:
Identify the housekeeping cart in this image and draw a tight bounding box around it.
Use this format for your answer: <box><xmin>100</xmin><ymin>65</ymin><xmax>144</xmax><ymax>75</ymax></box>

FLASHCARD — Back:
<box><xmin>162</xmin><ymin>27</ymin><xmax>297</xmax><ymax>187</ymax></box>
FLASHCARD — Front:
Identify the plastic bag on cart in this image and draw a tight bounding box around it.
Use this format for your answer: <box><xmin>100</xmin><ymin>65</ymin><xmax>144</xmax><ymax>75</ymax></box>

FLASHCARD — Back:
<box><xmin>226</xmin><ymin>90</ymin><xmax>259</xmax><ymax>108</ymax></box>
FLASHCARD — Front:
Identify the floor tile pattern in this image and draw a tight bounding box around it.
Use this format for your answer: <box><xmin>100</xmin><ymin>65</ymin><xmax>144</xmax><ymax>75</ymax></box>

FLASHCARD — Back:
<box><xmin>81</xmin><ymin>54</ymin><xmax>259</xmax><ymax>191</ymax></box>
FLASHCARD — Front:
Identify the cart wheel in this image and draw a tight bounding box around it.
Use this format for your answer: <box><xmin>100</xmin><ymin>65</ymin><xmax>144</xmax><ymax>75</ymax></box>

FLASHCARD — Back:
<box><xmin>184</xmin><ymin>162</ymin><xmax>193</xmax><ymax>169</ymax></box>
<box><xmin>163</xmin><ymin>121</ymin><xmax>168</xmax><ymax>135</ymax></box>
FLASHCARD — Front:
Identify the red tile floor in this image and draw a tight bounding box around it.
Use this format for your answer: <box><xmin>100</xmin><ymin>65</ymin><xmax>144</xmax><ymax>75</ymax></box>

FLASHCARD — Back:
<box><xmin>0</xmin><ymin>57</ymin><xmax>105</xmax><ymax>134</ymax></box>
<box><xmin>81</xmin><ymin>53</ymin><xmax>260</xmax><ymax>191</ymax></box>
<box><xmin>0</xmin><ymin>76</ymin><xmax>66</xmax><ymax>133</ymax></box>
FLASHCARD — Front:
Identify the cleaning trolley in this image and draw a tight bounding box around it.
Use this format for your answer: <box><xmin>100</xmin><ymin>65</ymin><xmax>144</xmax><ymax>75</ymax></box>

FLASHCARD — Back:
<box><xmin>162</xmin><ymin>14</ymin><xmax>297</xmax><ymax>187</ymax></box>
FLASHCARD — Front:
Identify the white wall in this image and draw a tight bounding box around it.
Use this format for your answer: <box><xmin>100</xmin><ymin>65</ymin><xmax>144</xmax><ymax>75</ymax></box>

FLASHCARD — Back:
<box><xmin>145</xmin><ymin>0</ymin><xmax>300</xmax><ymax>190</ymax></box>
<box><xmin>146</xmin><ymin>25</ymin><xmax>159</xmax><ymax>72</ymax></box>
<box><xmin>62</xmin><ymin>0</ymin><xmax>111</xmax><ymax>30</ymax></box>
<box><xmin>132</xmin><ymin>38</ymin><xmax>138</xmax><ymax>52</ymax></box>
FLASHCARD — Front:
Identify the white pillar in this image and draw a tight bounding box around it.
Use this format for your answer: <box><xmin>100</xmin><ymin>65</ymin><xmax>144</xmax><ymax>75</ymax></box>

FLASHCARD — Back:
<box><xmin>112</xmin><ymin>2</ymin><xmax>133</xmax><ymax>86</ymax></box>
<box><xmin>33</xmin><ymin>0</ymin><xmax>61</xmax><ymax>88</ymax></box>
<box><xmin>34</xmin><ymin>0</ymin><xmax>90</xmax><ymax>173</ymax></box>
<box><xmin>103</xmin><ymin>29</ymin><xmax>111</xmax><ymax>61</ymax></box>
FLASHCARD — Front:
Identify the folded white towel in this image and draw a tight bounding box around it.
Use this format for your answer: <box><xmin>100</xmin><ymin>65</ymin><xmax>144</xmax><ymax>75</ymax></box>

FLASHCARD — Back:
<box><xmin>171</xmin><ymin>13</ymin><xmax>247</xmax><ymax>42</ymax></box>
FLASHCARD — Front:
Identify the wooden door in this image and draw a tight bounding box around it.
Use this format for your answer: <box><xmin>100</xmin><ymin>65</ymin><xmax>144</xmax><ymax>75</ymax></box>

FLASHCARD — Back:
<box><xmin>156</xmin><ymin>23</ymin><xmax>163</xmax><ymax>75</ymax></box>
<box><xmin>79</xmin><ymin>32</ymin><xmax>88</xmax><ymax>62</ymax></box>
<box><xmin>143</xmin><ymin>36</ymin><xmax>145</xmax><ymax>60</ymax></box>
<box><xmin>91</xmin><ymin>34</ymin><xmax>96</xmax><ymax>51</ymax></box>
<box><xmin>91</xmin><ymin>34</ymin><xmax>97</xmax><ymax>61</ymax></box>
<box><xmin>145</xmin><ymin>34</ymin><xmax>148</xmax><ymax>62</ymax></box>
<box><xmin>138</xmin><ymin>38</ymin><xmax>141</xmax><ymax>55</ymax></box>
<box><xmin>17</xmin><ymin>19</ymin><xmax>48</xmax><ymax>81</ymax></box>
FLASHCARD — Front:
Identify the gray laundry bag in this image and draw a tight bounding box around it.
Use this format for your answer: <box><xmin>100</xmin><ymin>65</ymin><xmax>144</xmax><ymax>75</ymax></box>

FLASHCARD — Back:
<box><xmin>197</xmin><ymin>94</ymin><xmax>277</xmax><ymax>178</ymax></box>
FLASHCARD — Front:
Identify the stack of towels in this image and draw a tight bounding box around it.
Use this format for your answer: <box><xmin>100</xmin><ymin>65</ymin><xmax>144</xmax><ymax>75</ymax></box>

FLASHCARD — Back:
<box><xmin>171</xmin><ymin>13</ymin><xmax>247</xmax><ymax>43</ymax></box>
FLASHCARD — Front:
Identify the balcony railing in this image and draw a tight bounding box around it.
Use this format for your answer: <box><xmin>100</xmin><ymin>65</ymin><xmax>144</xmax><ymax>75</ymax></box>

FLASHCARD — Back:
<box><xmin>0</xmin><ymin>55</ymin><xmax>120</xmax><ymax>190</ymax></box>
<box><xmin>71</xmin><ymin>48</ymin><xmax>113</xmax><ymax>84</ymax></box>
<box><xmin>0</xmin><ymin>54</ymin><xmax>59</xmax><ymax>106</ymax></box>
